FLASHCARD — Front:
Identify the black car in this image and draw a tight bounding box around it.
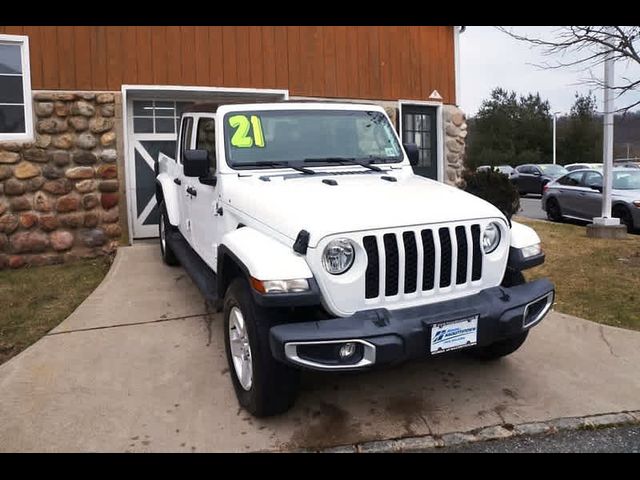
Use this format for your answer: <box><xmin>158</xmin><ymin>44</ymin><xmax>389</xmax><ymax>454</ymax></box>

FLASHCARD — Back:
<box><xmin>511</xmin><ymin>164</ymin><xmax>568</xmax><ymax>196</ymax></box>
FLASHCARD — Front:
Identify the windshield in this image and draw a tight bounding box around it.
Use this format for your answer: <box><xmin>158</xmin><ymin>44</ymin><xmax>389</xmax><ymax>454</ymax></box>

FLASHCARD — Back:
<box><xmin>223</xmin><ymin>110</ymin><xmax>403</xmax><ymax>168</ymax></box>
<box><xmin>540</xmin><ymin>164</ymin><xmax>568</xmax><ymax>176</ymax></box>
<box><xmin>613</xmin><ymin>171</ymin><xmax>640</xmax><ymax>190</ymax></box>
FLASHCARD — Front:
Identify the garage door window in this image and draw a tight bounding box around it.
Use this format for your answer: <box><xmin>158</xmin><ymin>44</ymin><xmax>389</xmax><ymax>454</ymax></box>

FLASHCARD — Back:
<box><xmin>0</xmin><ymin>35</ymin><xmax>33</xmax><ymax>141</ymax></box>
<box><xmin>132</xmin><ymin>100</ymin><xmax>191</xmax><ymax>134</ymax></box>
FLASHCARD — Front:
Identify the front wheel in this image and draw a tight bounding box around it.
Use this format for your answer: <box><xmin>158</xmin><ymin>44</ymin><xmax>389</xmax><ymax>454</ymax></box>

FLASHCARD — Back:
<box><xmin>613</xmin><ymin>205</ymin><xmax>634</xmax><ymax>233</ymax></box>
<box><xmin>223</xmin><ymin>278</ymin><xmax>300</xmax><ymax>417</ymax></box>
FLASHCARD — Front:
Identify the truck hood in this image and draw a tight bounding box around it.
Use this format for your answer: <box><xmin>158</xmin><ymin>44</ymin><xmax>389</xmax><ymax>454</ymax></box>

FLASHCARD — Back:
<box><xmin>222</xmin><ymin>168</ymin><xmax>506</xmax><ymax>247</ymax></box>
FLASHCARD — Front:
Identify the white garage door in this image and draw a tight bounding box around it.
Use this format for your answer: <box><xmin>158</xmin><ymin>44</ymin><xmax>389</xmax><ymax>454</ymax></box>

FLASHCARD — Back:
<box><xmin>128</xmin><ymin>99</ymin><xmax>192</xmax><ymax>239</ymax></box>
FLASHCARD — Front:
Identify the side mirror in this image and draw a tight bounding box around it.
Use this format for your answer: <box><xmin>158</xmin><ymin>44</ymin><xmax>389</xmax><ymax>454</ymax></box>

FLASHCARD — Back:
<box><xmin>183</xmin><ymin>149</ymin><xmax>209</xmax><ymax>177</ymax></box>
<box><xmin>532</xmin><ymin>170</ymin><xmax>542</xmax><ymax>176</ymax></box>
<box><xmin>403</xmin><ymin>143</ymin><xmax>419</xmax><ymax>166</ymax></box>
<box><xmin>591</xmin><ymin>185</ymin><xmax>603</xmax><ymax>193</ymax></box>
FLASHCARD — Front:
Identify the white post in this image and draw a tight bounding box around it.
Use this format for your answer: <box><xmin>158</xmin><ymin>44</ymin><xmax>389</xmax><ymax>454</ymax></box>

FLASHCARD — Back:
<box><xmin>552</xmin><ymin>114</ymin><xmax>557</xmax><ymax>165</ymax></box>
<box><xmin>593</xmin><ymin>36</ymin><xmax>618</xmax><ymax>226</ymax></box>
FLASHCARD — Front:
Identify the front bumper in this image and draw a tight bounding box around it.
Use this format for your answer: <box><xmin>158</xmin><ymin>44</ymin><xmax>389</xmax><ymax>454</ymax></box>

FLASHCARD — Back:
<box><xmin>270</xmin><ymin>278</ymin><xmax>555</xmax><ymax>371</ymax></box>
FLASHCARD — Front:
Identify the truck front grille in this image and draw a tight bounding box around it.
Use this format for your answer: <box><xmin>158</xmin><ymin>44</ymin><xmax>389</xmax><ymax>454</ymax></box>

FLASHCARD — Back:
<box><xmin>363</xmin><ymin>224</ymin><xmax>483</xmax><ymax>300</ymax></box>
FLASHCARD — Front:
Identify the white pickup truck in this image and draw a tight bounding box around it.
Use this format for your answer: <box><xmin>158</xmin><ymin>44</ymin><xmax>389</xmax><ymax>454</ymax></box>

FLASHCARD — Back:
<box><xmin>156</xmin><ymin>101</ymin><xmax>555</xmax><ymax>417</ymax></box>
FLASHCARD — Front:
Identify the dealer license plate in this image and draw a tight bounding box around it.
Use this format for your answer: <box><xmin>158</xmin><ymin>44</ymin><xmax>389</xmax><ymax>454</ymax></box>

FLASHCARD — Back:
<box><xmin>430</xmin><ymin>315</ymin><xmax>478</xmax><ymax>354</ymax></box>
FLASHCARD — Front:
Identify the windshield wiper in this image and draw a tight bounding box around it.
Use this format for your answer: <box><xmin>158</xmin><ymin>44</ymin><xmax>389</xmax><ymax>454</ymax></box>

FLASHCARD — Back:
<box><xmin>303</xmin><ymin>157</ymin><xmax>383</xmax><ymax>172</ymax></box>
<box><xmin>237</xmin><ymin>161</ymin><xmax>316</xmax><ymax>175</ymax></box>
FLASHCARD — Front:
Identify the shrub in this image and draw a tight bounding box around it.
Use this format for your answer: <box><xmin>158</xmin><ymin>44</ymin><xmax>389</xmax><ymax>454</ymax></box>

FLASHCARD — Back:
<box><xmin>462</xmin><ymin>167</ymin><xmax>520</xmax><ymax>219</ymax></box>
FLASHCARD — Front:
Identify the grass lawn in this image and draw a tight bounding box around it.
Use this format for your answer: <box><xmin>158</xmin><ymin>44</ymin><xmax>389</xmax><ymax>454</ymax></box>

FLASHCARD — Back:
<box><xmin>516</xmin><ymin>217</ymin><xmax>640</xmax><ymax>330</ymax></box>
<box><xmin>0</xmin><ymin>257</ymin><xmax>112</xmax><ymax>365</ymax></box>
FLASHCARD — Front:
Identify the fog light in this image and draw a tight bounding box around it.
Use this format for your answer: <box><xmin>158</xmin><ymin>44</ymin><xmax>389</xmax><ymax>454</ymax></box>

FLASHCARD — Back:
<box><xmin>339</xmin><ymin>342</ymin><xmax>357</xmax><ymax>359</ymax></box>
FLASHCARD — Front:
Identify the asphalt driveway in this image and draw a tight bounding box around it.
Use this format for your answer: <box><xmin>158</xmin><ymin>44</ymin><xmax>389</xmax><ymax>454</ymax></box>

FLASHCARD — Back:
<box><xmin>1</xmin><ymin>243</ymin><xmax>640</xmax><ymax>452</ymax></box>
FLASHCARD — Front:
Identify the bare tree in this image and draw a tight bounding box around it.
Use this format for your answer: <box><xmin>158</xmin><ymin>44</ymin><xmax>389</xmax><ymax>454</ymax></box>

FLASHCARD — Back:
<box><xmin>496</xmin><ymin>26</ymin><xmax>640</xmax><ymax>113</ymax></box>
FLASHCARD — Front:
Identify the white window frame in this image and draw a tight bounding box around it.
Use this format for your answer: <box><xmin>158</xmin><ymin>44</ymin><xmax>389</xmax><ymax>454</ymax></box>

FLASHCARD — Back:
<box><xmin>0</xmin><ymin>34</ymin><xmax>33</xmax><ymax>142</ymax></box>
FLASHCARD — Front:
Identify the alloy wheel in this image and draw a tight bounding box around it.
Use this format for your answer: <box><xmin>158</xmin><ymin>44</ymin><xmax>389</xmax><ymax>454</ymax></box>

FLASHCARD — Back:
<box><xmin>228</xmin><ymin>306</ymin><xmax>253</xmax><ymax>391</ymax></box>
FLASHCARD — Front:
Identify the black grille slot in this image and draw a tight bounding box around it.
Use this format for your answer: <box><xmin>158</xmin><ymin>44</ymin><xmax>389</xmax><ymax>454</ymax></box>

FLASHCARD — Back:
<box><xmin>421</xmin><ymin>229</ymin><xmax>435</xmax><ymax>290</ymax></box>
<box><xmin>363</xmin><ymin>236</ymin><xmax>379</xmax><ymax>299</ymax></box>
<box><xmin>471</xmin><ymin>224</ymin><xmax>482</xmax><ymax>281</ymax></box>
<box><xmin>402</xmin><ymin>232</ymin><xmax>418</xmax><ymax>294</ymax></box>
<box><xmin>439</xmin><ymin>228</ymin><xmax>452</xmax><ymax>288</ymax></box>
<box><xmin>383</xmin><ymin>233</ymin><xmax>399</xmax><ymax>296</ymax></box>
<box><xmin>455</xmin><ymin>226</ymin><xmax>468</xmax><ymax>284</ymax></box>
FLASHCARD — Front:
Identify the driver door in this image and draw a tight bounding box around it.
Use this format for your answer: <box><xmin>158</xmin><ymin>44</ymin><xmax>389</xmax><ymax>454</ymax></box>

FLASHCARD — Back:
<box><xmin>580</xmin><ymin>170</ymin><xmax>604</xmax><ymax>220</ymax></box>
<box><xmin>176</xmin><ymin>116</ymin><xmax>194</xmax><ymax>244</ymax></box>
<box><xmin>188</xmin><ymin>114</ymin><xmax>221</xmax><ymax>269</ymax></box>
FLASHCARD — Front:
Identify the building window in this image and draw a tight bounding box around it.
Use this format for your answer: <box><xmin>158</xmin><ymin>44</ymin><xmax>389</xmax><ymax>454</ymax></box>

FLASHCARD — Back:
<box><xmin>0</xmin><ymin>35</ymin><xmax>33</xmax><ymax>142</ymax></box>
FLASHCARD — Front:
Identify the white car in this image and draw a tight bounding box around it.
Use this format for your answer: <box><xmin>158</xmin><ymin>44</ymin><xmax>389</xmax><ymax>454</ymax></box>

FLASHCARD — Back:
<box><xmin>156</xmin><ymin>102</ymin><xmax>555</xmax><ymax>416</ymax></box>
<box><xmin>564</xmin><ymin>163</ymin><xmax>603</xmax><ymax>172</ymax></box>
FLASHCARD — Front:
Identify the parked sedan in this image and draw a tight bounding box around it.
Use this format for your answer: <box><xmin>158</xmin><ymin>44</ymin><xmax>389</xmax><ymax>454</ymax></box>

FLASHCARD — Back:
<box><xmin>564</xmin><ymin>163</ymin><xmax>602</xmax><ymax>172</ymax></box>
<box><xmin>511</xmin><ymin>164</ymin><xmax>568</xmax><ymax>196</ymax></box>
<box><xmin>542</xmin><ymin>168</ymin><xmax>640</xmax><ymax>232</ymax></box>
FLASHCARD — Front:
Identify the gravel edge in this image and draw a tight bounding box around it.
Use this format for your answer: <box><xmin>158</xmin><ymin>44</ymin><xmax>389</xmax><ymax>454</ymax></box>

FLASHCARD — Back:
<box><xmin>283</xmin><ymin>410</ymin><xmax>640</xmax><ymax>453</ymax></box>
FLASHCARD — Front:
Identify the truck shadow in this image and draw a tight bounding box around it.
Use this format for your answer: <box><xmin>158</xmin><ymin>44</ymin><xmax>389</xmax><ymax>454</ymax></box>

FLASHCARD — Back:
<box><xmin>276</xmin><ymin>352</ymin><xmax>522</xmax><ymax>450</ymax></box>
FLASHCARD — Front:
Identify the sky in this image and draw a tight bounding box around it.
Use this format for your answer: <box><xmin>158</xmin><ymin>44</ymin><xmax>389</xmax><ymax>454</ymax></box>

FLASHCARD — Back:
<box><xmin>459</xmin><ymin>26</ymin><xmax>640</xmax><ymax>117</ymax></box>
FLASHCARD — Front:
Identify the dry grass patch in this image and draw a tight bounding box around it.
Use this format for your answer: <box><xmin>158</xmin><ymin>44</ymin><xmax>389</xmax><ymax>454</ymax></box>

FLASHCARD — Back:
<box><xmin>0</xmin><ymin>257</ymin><xmax>112</xmax><ymax>365</ymax></box>
<box><xmin>516</xmin><ymin>217</ymin><xmax>640</xmax><ymax>330</ymax></box>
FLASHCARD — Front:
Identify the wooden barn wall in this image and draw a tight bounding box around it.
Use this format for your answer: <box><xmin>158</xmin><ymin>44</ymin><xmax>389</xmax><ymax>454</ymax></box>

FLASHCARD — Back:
<box><xmin>0</xmin><ymin>26</ymin><xmax>455</xmax><ymax>103</ymax></box>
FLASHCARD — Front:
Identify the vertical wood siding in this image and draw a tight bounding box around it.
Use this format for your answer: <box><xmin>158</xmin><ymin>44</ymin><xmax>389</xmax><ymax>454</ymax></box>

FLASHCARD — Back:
<box><xmin>0</xmin><ymin>26</ymin><xmax>456</xmax><ymax>103</ymax></box>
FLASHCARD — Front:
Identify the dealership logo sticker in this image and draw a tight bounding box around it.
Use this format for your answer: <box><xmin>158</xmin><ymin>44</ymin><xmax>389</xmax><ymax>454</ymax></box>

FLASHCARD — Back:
<box><xmin>430</xmin><ymin>315</ymin><xmax>478</xmax><ymax>354</ymax></box>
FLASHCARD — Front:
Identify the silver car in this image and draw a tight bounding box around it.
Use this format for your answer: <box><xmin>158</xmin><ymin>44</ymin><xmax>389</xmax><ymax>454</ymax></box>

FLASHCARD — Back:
<box><xmin>564</xmin><ymin>163</ymin><xmax>602</xmax><ymax>172</ymax></box>
<box><xmin>541</xmin><ymin>168</ymin><xmax>640</xmax><ymax>232</ymax></box>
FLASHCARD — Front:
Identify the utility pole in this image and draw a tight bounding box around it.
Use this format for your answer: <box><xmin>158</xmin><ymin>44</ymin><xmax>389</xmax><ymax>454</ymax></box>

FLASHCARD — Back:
<box><xmin>552</xmin><ymin>112</ymin><xmax>561</xmax><ymax>164</ymax></box>
<box><xmin>588</xmin><ymin>27</ymin><xmax>625</xmax><ymax>238</ymax></box>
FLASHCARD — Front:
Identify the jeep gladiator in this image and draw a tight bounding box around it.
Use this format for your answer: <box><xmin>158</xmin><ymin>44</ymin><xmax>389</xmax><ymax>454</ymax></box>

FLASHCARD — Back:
<box><xmin>155</xmin><ymin>102</ymin><xmax>555</xmax><ymax>417</ymax></box>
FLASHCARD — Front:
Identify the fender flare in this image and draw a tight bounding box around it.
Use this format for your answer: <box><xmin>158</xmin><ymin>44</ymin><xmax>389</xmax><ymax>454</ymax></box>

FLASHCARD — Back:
<box><xmin>216</xmin><ymin>227</ymin><xmax>318</xmax><ymax>305</ymax></box>
<box><xmin>155</xmin><ymin>172</ymin><xmax>180</xmax><ymax>227</ymax></box>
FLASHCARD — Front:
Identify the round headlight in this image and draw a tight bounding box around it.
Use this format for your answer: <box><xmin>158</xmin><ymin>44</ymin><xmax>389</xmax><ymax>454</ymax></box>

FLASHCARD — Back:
<box><xmin>322</xmin><ymin>238</ymin><xmax>355</xmax><ymax>275</ymax></box>
<box><xmin>482</xmin><ymin>222</ymin><xmax>501</xmax><ymax>254</ymax></box>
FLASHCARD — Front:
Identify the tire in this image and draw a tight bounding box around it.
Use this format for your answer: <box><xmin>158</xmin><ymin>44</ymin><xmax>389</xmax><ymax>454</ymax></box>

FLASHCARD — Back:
<box><xmin>159</xmin><ymin>201</ymin><xmax>179</xmax><ymax>266</ymax></box>
<box><xmin>613</xmin><ymin>205</ymin><xmax>634</xmax><ymax>233</ymax></box>
<box><xmin>467</xmin><ymin>330</ymin><xmax>529</xmax><ymax>360</ymax></box>
<box><xmin>223</xmin><ymin>277</ymin><xmax>300</xmax><ymax>417</ymax></box>
<box><xmin>546</xmin><ymin>197</ymin><xmax>563</xmax><ymax>222</ymax></box>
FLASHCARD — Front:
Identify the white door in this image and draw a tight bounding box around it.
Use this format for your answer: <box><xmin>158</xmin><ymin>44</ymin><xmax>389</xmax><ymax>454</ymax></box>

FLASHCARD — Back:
<box><xmin>127</xmin><ymin>99</ymin><xmax>192</xmax><ymax>238</ymax></box>
<box><xmin>188</xmin><ymin>114</ymin><xmax>221</xmax><ymax>268</ymax></box>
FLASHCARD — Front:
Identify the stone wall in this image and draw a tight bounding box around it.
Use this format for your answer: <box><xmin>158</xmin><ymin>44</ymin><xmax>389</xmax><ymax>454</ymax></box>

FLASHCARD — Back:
<box><xmin>0</xmin><ymin>92</ymin><xmax>122</xmax><ymax>269</ymax></box>
<box><xmin>443</xmin><ymin>104</ymin><xmax>467</xmax><ymax>187</ymax></box>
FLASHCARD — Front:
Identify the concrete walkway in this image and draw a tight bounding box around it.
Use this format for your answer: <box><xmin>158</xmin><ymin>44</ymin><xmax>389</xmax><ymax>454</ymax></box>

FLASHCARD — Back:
<box><xmin>1</xmin><ymin>243</ymin><xmax>639</xmax><ymax>452</ymax></box>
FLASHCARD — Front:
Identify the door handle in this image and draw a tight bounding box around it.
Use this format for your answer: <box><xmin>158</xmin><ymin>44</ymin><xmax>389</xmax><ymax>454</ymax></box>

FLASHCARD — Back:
<box><xmin>174</xmin><ymin>178</ymin><xmax>182</xmax><ymax>185</ymax></box>
<box><xmin>186</xmin><ymin>186</ymin><xmax>197</xmax><ymax>197</ymax></box>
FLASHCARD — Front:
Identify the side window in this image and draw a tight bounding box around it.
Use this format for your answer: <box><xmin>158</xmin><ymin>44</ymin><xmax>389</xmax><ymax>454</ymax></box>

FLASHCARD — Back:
<box><xmin>0</xmin><ymin>35</ymin><xmax>33</xmax><ymax>141</ymax></box>
<box><xmin>518</xmin><ymin>166</ymin><xmax>531</xmax><ymax>174</ymax></box>
<box><xmin>196</xmin><ymin>117</ymin><xmax>216</xmax><ymax>174</ymax></box>
<box><xmin>179</xmin><ymin>117</ymin><xmax>193</xmax><ymax>164</ymax></box>
<box><xmin>558</xmin><ymin>172</ymin><xmax>583</xmax><ymax>186</ymax></box>
<box><xmin>583</xmin><ymin>171</ymin><xmax>602</xmax><ymax>188</ymax></box>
